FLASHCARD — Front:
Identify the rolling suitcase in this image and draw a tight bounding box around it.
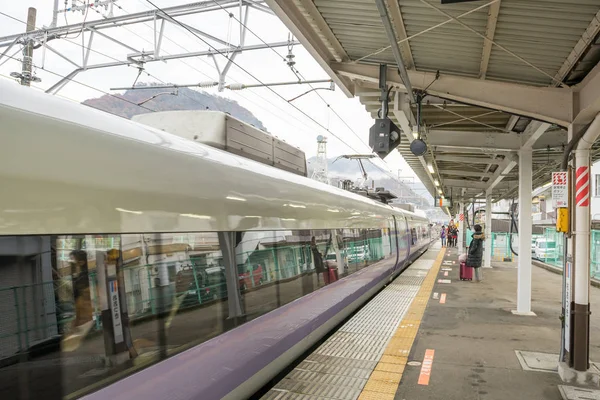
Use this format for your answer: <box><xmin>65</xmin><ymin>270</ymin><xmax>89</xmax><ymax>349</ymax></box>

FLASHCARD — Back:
<box><xmin>460</xmin><ymin>262</ymin><xmax>473</xmax><ymax>281</ymax></box>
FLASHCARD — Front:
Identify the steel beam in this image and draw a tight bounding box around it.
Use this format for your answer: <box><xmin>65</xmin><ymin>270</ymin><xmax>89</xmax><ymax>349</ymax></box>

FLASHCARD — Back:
<box><xmin>479</xmin><ymin>0</ymin><xmax>501</xmax><ymax>79</ymax></box>
<box><xmin>245</xmin><ymin>0</ymin><xmax>275</xmax><ymax>15</ymax></box>
<box><xmin>426</xmin><ymin>126</ymin><xmax>560</xmax><ymax>151</ymax></box>
<box><xmin>484</xmin><ymin>155</ymin><xmax>518</xmax><ymax>192</ymax></box>
<box><xmin>521</xmin><ymin>120</ymin><xmax>552</xmax><ymax>150</ymax></box>
<box><xmin>441</xmin><ymin>170</ymin><xmax>493</xmax><ymax>178</ymax></box>
<box><xmin>505</xmin><ymin>115</ymin><xmax>519</xmax><ymax>132</ymax></box>
<box><xmin>435</xmin><ymin>155</ymin><xmax>501</xmax><ymax>164</ymax></box>
<box><xmin>0</xmin><ymin>0</ymin><xmax>242</xmax><ymax>46</ymax></box>
<box><xmin>552</xmin><ymin>8</ymin><xmax>600</xmax><ymax>87</ymax></box>
<box><xmin>264</xmin><ymin>0</ymin><xmax>354</xmax><ymax>97</ymax></box>
<box><xmin>385</xmin><ymin>0</ymin><xmax>414</xmax><ymax>70</ymax></box>
<box><xmin>574</xmin><ymin>62</ymin><xmax>600</xmax><ymax>126</ymax></box>
<box><xmin>69</xmin><ymin>41</ymin><xmax>297</xmax><ymax>71</ymax></box>
<box><xmin>443</xmin><ymin>179</ymin><xmax>510</xmax><ymax>191</ymax></box>
<box><xmin>374</xmin><ymin>0</ymin><xmax>415</xmax><ymax>102</ymax></box>
<box><xmin>45</xmin><ymin>69</ymin><xmax>82</xmax><ymax>94</ymax></box>
<box><xmin>331</xmin><ymin>62</ymin><xmax>573</xmax><ymax>127</ymax></box>
<box><xmin>392</xmin><ymin>91</ymin><xmax>437</xmax><ymax>196</ymax></box>
<box><xmin>430</xmin><ymin>145</ymin><xmax>514</xmax><ymax>154</ymax></box>
<box><xmin>426</xmin><ymin>130</ymin><xmax>520</xmax><ymax>151</ymax></box>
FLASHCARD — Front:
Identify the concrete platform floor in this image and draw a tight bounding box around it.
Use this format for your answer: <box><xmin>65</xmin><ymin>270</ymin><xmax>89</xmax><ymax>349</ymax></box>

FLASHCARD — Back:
<box><xmin>395</xmin><ymin>246</ymin><xmax>600</xmax><ymax>400</ymax></box>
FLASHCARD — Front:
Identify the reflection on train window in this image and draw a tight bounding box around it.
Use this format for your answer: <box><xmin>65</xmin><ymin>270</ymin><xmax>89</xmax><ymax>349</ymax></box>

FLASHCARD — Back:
<box><xmin>0</xmin><ymin>228</ymin><xmax>404</xmax><ymax>399</ymax></box>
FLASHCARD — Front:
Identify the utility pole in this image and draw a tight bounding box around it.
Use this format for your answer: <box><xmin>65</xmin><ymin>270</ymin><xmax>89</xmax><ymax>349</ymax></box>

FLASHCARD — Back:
<box><xmin>11</xmin><ymin>8</ymin><xmax>39</xmax><ymax>86</ymax></box>
<box><xmin>22</xmin><ymin>7</ymin><xmax>36</xmax><ymax>86</ymax></box>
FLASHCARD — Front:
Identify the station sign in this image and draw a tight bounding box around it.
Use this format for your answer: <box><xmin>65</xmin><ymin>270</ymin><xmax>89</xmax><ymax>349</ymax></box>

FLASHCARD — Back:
<box><xmin>552</xmin><ymin>172</ymin><xmax>569</xmax><ymax>208</ymax></box>
<box><xmin>435</xmin><ymin>196</ymin><xmax>451</xmax><ymax>208</ymax></box>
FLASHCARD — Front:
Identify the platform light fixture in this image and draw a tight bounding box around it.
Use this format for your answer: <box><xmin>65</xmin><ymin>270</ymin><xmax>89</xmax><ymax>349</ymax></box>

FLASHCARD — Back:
<box><xmin>428</xmin><ymin>164</ymin><xmax>435</xmax><ymax>174</ymax></box>
<box><xmin>434</xmin><ymin>180</ymin><xmax>439</xmax><ymax>186</ymax></box>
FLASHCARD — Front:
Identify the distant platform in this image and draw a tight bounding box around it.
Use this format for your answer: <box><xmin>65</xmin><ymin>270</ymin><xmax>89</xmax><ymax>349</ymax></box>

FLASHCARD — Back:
<box><xmin>260</xmin><ymin>244</ymin><xmax>600</xmax><ymax>400</ymax></box>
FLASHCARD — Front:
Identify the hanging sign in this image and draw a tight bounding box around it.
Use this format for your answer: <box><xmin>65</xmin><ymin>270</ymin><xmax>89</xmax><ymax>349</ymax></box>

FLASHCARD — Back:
<box><xmin>552</xmin><ymin>172</ymin><xmax>569</xmax><ymax>208</ymax></box>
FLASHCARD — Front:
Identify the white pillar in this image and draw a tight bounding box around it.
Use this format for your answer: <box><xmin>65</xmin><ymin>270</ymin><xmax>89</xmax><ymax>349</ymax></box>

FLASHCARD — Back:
<box><xmin>572</xmin><ymin>147</ymin><xmax>592</xmax><ymax>370</ymax></box>
<box><xmin>484</xmin><ymin>191</ymin><xmax>493</xmax><ymax>268</ymax></box>
<box><xmin>458</xmin><ymin>202</ymin><xmax>465</xmax><ymax>251</ymax></box>
<box><xmin>573</xmin><ymin>147</ymin><xmax>591</xmax><ymax>306</ymax></box>
<box><xmin>514</xmin><ymin>148</ymin><xmax>535</xmax><ymax>316</ymax></box>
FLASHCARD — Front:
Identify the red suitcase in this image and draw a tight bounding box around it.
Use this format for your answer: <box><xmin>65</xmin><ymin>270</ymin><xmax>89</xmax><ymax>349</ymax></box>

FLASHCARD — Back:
<box><xmin>460</xmin><ymin>262</ymin><xmax>473</xmax><ymax>281</ymax></box>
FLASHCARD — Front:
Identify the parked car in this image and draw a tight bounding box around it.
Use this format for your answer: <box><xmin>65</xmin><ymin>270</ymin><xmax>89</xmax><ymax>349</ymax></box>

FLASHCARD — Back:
<box><xmin>534</xmin><ymin>238</ymin><xmax>557</xmax><ymax>260</ymax></box>
<box><xmin>176</xmin><ymin>265</ymin><xmax>227</xmax><ymax>306</ymax></box>
<box><xmin>238</xmin><ymin>263</ymin><xmax>263</xmax><ymax>291</ymax></box>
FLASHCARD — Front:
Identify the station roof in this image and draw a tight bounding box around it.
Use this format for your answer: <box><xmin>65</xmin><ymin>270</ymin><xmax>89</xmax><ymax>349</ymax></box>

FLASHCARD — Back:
<box><xmin>265</xmin><ymin>0</ymin><xmax>600</xmax><ymax>206</ymax></box>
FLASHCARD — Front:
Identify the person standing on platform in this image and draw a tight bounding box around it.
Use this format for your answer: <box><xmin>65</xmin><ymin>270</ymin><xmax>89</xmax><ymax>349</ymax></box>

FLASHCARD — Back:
<box><xmin>311</xmin><ymin>236</ymin><xmax>328</xmax><ymax>285</ymax></box>
<box><xmin>467</xmin><ymin>224</ymin><xmax>485</xmax><ymax>282</ymax></box>
<box><xmin>441</xmin><ymin>225</ymin><xmax>447</xmax><ymax>247</ymax></box>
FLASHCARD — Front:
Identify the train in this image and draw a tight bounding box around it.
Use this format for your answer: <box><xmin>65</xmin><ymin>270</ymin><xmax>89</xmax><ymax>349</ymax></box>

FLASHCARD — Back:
<box><xmin>0</xmin><ymin>80</ymin><xmax>432</xmax><ymax>400</ymax></box>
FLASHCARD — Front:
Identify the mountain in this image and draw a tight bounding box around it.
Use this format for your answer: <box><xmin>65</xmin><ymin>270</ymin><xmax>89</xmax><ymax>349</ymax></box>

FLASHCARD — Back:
<box><xmin>82</xmin><ymin>83</ymin><xmax>267</xmax><ymax>130</ymax></box>
<box><xmin>307</xmin><ymin>156</ymin><xmax>431</xmax><ymax>207</ymax></box>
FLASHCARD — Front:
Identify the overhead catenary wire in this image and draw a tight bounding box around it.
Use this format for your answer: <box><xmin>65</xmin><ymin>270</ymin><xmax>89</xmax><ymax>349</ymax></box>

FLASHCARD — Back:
<box><xmin>0</xmin><ymin>10</ymin><xmax>211</xmax><ymax>109</ymax></box>
<box><xmin>1</xmin><ymin>51</ymin><xmax>157</xmax><ymax>113</ymax></box>
<box><xmin>3</xmin><ymin>5</ymin><xmax>423</xmax><ymax>200</ymax></box>
<box><xmin>178</xmin><ymin>0</ymin><xmax>416</xmax><ymax>193</ymax></box>
<box><xmin>143</xmin><ymin>0</ymin><xmax>367</xmax><ymax>156</ymax></box>
<box><xmin>120</xmin><ymin>1</ymin><xmax>345</xmax><ymax>141</ymax></box>
<box><xmin>203</xmin><ymin>0</ymin><xmax>419</xmax><ymax>193</ymax></box>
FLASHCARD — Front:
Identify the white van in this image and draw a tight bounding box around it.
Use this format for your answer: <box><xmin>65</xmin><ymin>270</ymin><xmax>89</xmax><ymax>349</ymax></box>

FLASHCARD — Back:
<box><xmin>534</xmin><ymin>238</ymin><xmax>557</xmax><ymax>260</ymax></box>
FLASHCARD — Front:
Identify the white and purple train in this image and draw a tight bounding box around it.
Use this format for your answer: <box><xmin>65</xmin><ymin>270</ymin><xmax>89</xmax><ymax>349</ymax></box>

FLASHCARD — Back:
<box><xmin>0</xmin><ymin>81</ymin><xmax>432</xmax><ymax>400</ymax></box>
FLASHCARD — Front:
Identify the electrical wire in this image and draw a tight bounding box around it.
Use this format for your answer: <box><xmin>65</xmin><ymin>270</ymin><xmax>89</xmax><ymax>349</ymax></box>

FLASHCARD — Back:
<box><xmin>143</xmin><ymin>0</ymin><xmax>366</xmax><ymax>155</ymax></box>
<box><xmin>1</xmin><ymin>51</ymin><xmax>157</xmax><ymax>113</ymax></box>
<box><xmin>3</xmin><ymin>4</ymin><xmax>424</xmax><ymax>200</ymax></box>
<box><xmin>203</xmin><ymin>0</ymin><xmax>420</xmax><ymax>194</ymax></box>
<box><xmin>0</xmin><ymin>9</ymin><xmax>211</xmax><ymax>109</ymax></box>
<box><xmin>0</xmin><ymin>7</ymin><xmax>331</xmax><ymax>144</ymax></box>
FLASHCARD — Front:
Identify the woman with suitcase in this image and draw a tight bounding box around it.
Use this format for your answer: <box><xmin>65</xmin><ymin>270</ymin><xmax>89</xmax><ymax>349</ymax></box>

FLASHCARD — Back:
<box><xmin>466</xmin><ymin>224</ymin><xmax>485</xmax><ymax>282</ymax></box>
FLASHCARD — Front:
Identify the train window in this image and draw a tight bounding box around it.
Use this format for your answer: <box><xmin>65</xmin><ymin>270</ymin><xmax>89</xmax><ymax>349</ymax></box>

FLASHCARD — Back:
<box><xmin>0</xmin><ymin>227</ymin><xmax>397</xmax><ymax>398</ymax></box>
<box><xmin>411</xmin><ymin>228</ymin><xmax>418</xmax><ymax>245</ymax></box>
<box><xmin>395</xmin><ymin>216</ymin><xmax>409</xmax><ymax>260</ymax></box>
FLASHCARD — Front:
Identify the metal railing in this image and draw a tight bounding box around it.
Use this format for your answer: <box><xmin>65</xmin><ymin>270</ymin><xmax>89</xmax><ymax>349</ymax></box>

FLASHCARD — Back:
<box><xmin>0</xmin><ymin>238</ymin><xmax>388</xmax><ymax>359</ymax></box>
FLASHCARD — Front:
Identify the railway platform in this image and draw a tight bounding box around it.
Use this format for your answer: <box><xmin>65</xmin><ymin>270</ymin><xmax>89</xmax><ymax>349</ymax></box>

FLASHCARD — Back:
<box><xmin>261</xmin><ymin>244</ymin><xmax>600</xmax><ymax>400</ymax></box>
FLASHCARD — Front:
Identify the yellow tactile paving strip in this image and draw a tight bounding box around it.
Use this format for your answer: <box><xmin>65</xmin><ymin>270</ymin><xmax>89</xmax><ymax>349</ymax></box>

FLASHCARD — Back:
<box><xmin>358</xmin><ymin>248</ymin><xmax>445</xmax><ymax>400</ymax></box>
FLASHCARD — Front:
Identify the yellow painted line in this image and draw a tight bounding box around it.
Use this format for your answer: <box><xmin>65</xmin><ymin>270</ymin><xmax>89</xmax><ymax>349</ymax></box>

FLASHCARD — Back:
<box><xmin>358</xmin><ymin>249</ymin><xmax>444</xmax><ymax>399</ymax></box>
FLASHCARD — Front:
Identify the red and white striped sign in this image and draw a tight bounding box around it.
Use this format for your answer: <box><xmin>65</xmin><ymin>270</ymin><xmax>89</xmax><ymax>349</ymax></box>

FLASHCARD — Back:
<box><xmin>576</xmin><ymin>166</ymin><xmax>590</xmax><ymax>207</ymax></box>
<box><xmin>459</xmin><ymin>214</ymin><xmax>464</xmax><ymax>222</ymax></box>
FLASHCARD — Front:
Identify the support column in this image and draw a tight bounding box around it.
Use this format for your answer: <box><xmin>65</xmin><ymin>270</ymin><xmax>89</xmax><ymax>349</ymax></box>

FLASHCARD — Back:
<box><xmin>572</xmin><ymin>147</ymin><xmax>591</xmax><ymax>371</ymax></box>
<box><xmin>514</xmin><ymin>148</ymin><xmax>535</xmax><ymax>316</ymax></box>
<box><xmin>458</xmin><ymin>202</ymin><xmax>465</xmax><ymax>251</ymax></box>
<box><xmin>484</xmin><ymin>190</ymin><xmax>493</xmax><ymax>268</ymax></box>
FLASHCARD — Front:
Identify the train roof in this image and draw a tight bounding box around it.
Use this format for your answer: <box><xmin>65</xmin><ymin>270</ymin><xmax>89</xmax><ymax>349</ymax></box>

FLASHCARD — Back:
<box><xmin>0</xmin><ymin>81</ymin><xmax>428</xmax><ymax>235</ymax></box>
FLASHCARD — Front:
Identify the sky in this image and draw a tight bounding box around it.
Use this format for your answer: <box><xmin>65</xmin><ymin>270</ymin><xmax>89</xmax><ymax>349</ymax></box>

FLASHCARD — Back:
<box><xmin>0</xmin><ymin>0</ymin><xmax>422</xmax><ymax>188</ymax></box>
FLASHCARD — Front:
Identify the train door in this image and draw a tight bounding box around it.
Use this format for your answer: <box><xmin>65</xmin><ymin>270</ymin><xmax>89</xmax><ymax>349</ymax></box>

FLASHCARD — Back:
<box><xmin>390</xmin><ymin>216</ymin><xmax>400</xmax><ymax>277</ymax></box>
<box><xmin>396</xmin><ymin>215</ymin><xmax>410</xmax><ymax>267</ymax></box>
